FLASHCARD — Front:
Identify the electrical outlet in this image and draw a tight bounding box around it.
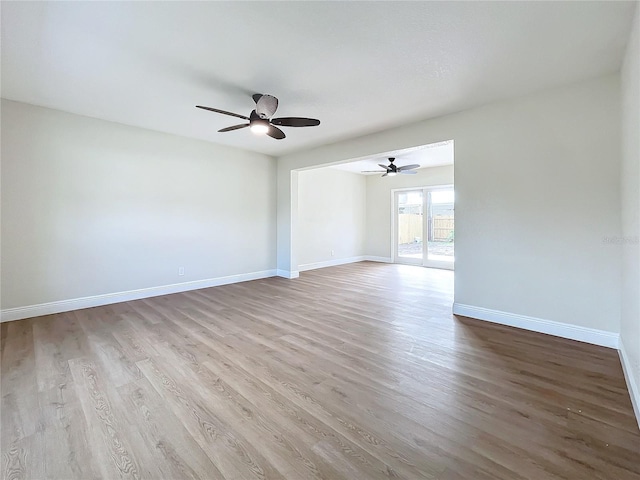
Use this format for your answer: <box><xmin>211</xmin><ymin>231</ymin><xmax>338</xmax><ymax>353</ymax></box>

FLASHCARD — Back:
<box><xmin>178</xmin><ymin>267</ymin><xmax>185</xmax><ymax>276</ymax></box>
<box><xmin>331</xmin><ymin>250</ymin><xmax>335</xmax><ymax>256</ymax></box>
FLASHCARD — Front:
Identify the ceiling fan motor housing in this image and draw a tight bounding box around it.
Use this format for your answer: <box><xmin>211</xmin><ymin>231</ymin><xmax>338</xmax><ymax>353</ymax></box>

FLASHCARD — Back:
<box><xmin>249</xmin><ymin>110</ymin><xmax>270</xmax><ymax>132</ymax></box>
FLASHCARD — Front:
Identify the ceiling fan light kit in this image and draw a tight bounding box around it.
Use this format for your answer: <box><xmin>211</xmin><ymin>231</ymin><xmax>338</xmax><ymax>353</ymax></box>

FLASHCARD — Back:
<box><xmin>250</xmin><ymin>122</ymin><xmax>269</xmax><ymax>135</ymax></box>
<box><xmin>196</xmin><ymin>94</ymin><xmax>320</xmax><ymax>140</ymax></box>
<box><xmin>249</xmin><ymin>111</ymin><xmax>270</xmax><ymax>135</ymax></box>
<box><xmin>361</xmin><ymin>157</ymin><xmax>421</xmax><ymax>177</ymax></box>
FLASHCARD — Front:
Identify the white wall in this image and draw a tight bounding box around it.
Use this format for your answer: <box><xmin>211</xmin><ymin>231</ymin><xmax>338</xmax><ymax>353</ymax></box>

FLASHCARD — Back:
<box><xmin>278</xmin><ymin>75</ymin><xmax>621</xmax><ymax>334</ymax></box>
<box><xmin>620</xmin><ymin>7</ymin><xmax>640</xmax><ymax>418</ymax></box>
<box><xmin>1</xmin><ymin>100</ymin><xmax>276</xmax><ymax>311</ymax></box>
<box><xmin>366</xmin><ymin>165</ymin><xmax>454</xmax><ymax>259</ymax></box>
<box><xmin>297</xmin><ymin>168</ymin><xmax>366</xmax><ymax>269</ymax></box>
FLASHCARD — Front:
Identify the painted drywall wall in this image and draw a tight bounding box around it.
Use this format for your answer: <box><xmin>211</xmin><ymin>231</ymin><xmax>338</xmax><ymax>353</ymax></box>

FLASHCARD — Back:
<box><xmin>297</xmin><ymin>168</ymin><xmax>366</xmax><ymax>268</ymax></box>
<box><xmin>278</xmin><ymin>74</ymin><xmax>621</xmax><ymax>333</ymax></box>
<box><xmin>366</xmin><ymin>165</ymin><xmax>454</xmax><ymax>259</ymax></box>
<box><xmin>620</xmin><ymin>7</ymin><xmax>640</xmax><ymax>412</ymax></box>
<box><xmin>1</xmin><ymin>100</ymin><xmax>276</xmax><ymax>310</ymax></box>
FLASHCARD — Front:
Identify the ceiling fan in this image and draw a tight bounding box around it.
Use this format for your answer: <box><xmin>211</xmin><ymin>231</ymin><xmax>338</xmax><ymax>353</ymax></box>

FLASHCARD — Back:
<box><xmin>362</xmin><ymin>158</ymin><xmax>420</xmax><ymax>177</ymax></box>
<box><xmin>196</xmin><ymin>94</ymin><xmax>320</xmax><ymax>140</ymax></box>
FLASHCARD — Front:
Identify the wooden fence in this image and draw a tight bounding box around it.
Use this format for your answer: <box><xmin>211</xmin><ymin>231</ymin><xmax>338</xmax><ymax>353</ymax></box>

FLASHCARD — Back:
<box><xmin>433</xmin><ymin>217</ymin><xmax>454</xmax><ymax>242</ymax></box>
<box><xmin>398</xmin><ymin>215</ymin><xmax>454</xmax><ymax>244</ymax></box>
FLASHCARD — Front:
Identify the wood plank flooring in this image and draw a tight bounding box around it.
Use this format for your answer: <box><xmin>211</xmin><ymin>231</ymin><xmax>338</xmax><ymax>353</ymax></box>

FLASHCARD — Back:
<box><xmin>2</xmin><ymin>262</ymin><xmax>639</xmax><ymax>479</ymax></box>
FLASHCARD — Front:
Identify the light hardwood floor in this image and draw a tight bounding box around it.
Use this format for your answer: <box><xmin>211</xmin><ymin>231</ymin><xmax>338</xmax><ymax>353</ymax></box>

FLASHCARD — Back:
<box><xmin>2</xmin><ymin>262</ymin><xmax>639</xmax><ymax>479</ymax></box>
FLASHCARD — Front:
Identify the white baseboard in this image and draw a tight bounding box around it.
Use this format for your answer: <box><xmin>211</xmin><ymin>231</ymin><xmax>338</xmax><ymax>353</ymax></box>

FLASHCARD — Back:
<box><xmin>452</xmin><ymin>303</ymin><xmax>620</xmax><ymax>349</ymax></box>
<box><xmin>298</xmin><ymin>256</ymin><xmax>366</xmax><ymax>272</ymax></box>
<box><xmin>363</xmin><ymin>256</ymin><xmax>393</xmax><ymax>263</ymax></box>
<box><xmin>1</xmin><ymin>269</ymin><xmax>278</xmax><ymax>323</ymax></box>
<box><xmin>297</xmin><ymin>255</ymin><xmax>393</xmax><ymax>272</ymax></box>
<box><xmin>282</xmin><ymin>255</ymin><xmax>393</xmax><ymax>277</ymax></box>
<box><xmin>619</xmin><ymin>339</ymin><xmax>640</xmax><ymax>429</ymax></box>
<box><xmin>276</xmin><ymin>269</ymin><xmax>299</xmax><ymax>279</ymax></box>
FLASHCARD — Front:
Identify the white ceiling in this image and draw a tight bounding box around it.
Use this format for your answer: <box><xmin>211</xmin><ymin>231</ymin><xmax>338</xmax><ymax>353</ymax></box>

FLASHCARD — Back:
<box><xmin>1</xmin><ymin>2</ymin><xmax>636</xmax><ymax>157</ymax></box>
<box><xmin>330</xmin><ymin>140</ymin><xmax>453</xmax><ymax>175</ymax></box>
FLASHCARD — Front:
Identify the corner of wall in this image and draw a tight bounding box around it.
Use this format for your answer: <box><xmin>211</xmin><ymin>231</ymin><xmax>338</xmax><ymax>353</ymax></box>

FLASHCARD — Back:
<box><xmin>619</xmin><ymin>338</ymin><xmax>640</xmax><ymax>429</ymax></box>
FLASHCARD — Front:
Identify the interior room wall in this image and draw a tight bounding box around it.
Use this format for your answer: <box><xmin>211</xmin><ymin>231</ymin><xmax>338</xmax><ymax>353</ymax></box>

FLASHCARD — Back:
<box><xmin>278</xmin><ymin>74</ymin><xmax>622</xmax><ymax>335</ymax></box>
<box><xmin>1</xmin><ymin>100</ymin><xmax>277</xmax><ymax>314</ymax></box>
<box><xmin>620</xmin><ymin>7</ymin><xmax>640</xmax><ymax>420</ymax></box>
<box><xmin>365</xmin><ymin>165</ymin><xmax>454</xmax><ymax>260</ymax></box>
<box><xmin>297</xmin><ymin>168</ymin><xmax>366</xmax><ymax>269</ymax></box>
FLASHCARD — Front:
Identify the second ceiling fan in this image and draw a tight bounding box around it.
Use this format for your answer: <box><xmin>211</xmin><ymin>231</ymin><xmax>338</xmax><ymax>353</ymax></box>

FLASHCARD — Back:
<box><xmin>362</xmin><ymin>158</ymin><xmax>420</xmax><ymax>177</ymax></box>
<box><xmin>196</xmin><ymin>94</ymin><xmax>320</xmax><ymax>140</ymax></box>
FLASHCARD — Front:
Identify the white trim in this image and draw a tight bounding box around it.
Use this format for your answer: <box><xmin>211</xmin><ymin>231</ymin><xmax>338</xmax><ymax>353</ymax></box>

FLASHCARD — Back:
<box><xmin>390</xmin><ymin>184</ymin><xmax>455</xmax><ymax>194</ymax></box>
<box><xmin>423</xmin><ymin>259</ymin><xmax>455</xmax><ymax>271</ymax></box>
<box><xmin>390</xmin><ymin>188</ymin><xmax>396</xmax><ymax>262</ymax></box>
<box><xmin>276</xmin><ymin>269</ymin><xmax>299</xmax><ymax>279</ymax></box>
<box><xmin>452</xmin><ymin>303</ymin><xmax>619</xmax><ymax>349</ymax></box>
<box><xmin>1</xmin><ymin>269</ymin><xmax>277</xmax><ymax>323</ymax></box>
<box><xmin>291</xmin><ymin>256</ymin><xmax>393</xmax><ymax>274</ymax></box>
<box><xmin>363</xmin><ymin>256</ymin><xmax>393</xmax><ymax>263</ymax></box>
<box><xmin>298</xmin><ymin>256</ymin><xmax>366</xmax><ymax>272</ymax></box>
<box><xmin>619</xmin><ymin>339</ymin><xmax>640</xmax><ymax>429</ymax></box>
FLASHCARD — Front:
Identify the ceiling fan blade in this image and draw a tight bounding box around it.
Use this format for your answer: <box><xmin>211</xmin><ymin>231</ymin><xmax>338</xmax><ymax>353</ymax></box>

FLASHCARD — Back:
<box><xmin>266</xmin><ymin>125</ymin><xmax>286</xmax><ymax>140</ymax></box>
<box><xmin>271</xmin><ymin>117</ymin><xmax>320</xmax><ymax>127</ymax></box>
<box><xmin>378</xmin><ymin>163</ymin><xmax>391</xmax><ymax>170</ymax></box>
<box><xmin>361</xmin><ymin>170</ymin><xmax>386</xmax><ymax>173</ymax></box>
<box><xmin>256</xmin><ymin>95</ymin><xmax>279</xmax><ymax>118</ymax></box>
<box><xmin>196</xmin><ymin>105</ymin><xmax>249</xmax><ymax>120</ymax></box>
<box><xmin>218</xmin><ymin>124</ymin><xmax>249</xmax><ymax>133</ymax></box>
<box><xmin>399</xmin><ymin>170</ymin><xmax>417</xmax><ymax>175</ymax></box>
<box><xmin>382</xmin><ymin>172</ymin><xmax>388</xmax><ymax>177</ymax></box>
<box><xmin>397</xmin><ymin>164</ymin><xmax>420</xmax><ymax>171</ymax></box>
<box><xmin>252</xmin><ymin>93</ymin><xmax>263</xmax><ymax>103</ymax></box>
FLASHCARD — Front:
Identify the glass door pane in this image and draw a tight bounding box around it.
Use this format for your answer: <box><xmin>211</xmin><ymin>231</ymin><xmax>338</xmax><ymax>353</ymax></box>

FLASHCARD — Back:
<box><xmin>396</xmin><ymin>190</ymin><xmax>424</xmax><ymax>263</ymax></box>
<box><xmin>426</xmin><ymin>188</ymin><xmax>454</xmax><ymax>265</ymax></box>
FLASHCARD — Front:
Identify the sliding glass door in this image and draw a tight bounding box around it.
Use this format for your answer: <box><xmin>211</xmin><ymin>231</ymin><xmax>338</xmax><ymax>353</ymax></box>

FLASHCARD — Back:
<box><xmin>395</xmin><ymin>190</ymin><xmax>424</xmax><ymax>265</ymax></box>
<box><xmin>394</xmin><ymin>186</ymin><xmax>454</xmax><ymax>269</ymax></box>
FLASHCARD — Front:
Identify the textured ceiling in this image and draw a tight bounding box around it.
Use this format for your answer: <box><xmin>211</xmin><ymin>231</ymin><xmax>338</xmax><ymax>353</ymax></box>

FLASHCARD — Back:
<box><xmin>1</xmin><ymin>1</ymin><xmax>636</xmax><ymax>156</ymax></box>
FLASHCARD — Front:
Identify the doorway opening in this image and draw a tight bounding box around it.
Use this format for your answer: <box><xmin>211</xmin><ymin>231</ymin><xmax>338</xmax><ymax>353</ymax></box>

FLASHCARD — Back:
<box><xmin>393</xmin><ymin>185</ymin><xmax>454</xmax><ymax>270</ymax></box>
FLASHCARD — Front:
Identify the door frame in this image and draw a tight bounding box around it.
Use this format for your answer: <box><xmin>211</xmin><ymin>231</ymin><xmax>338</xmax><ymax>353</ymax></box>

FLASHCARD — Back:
<box><xmin>391</xmin><ymin>184</ymin><xmax>454</xmax><ymax>270</ymax></box>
